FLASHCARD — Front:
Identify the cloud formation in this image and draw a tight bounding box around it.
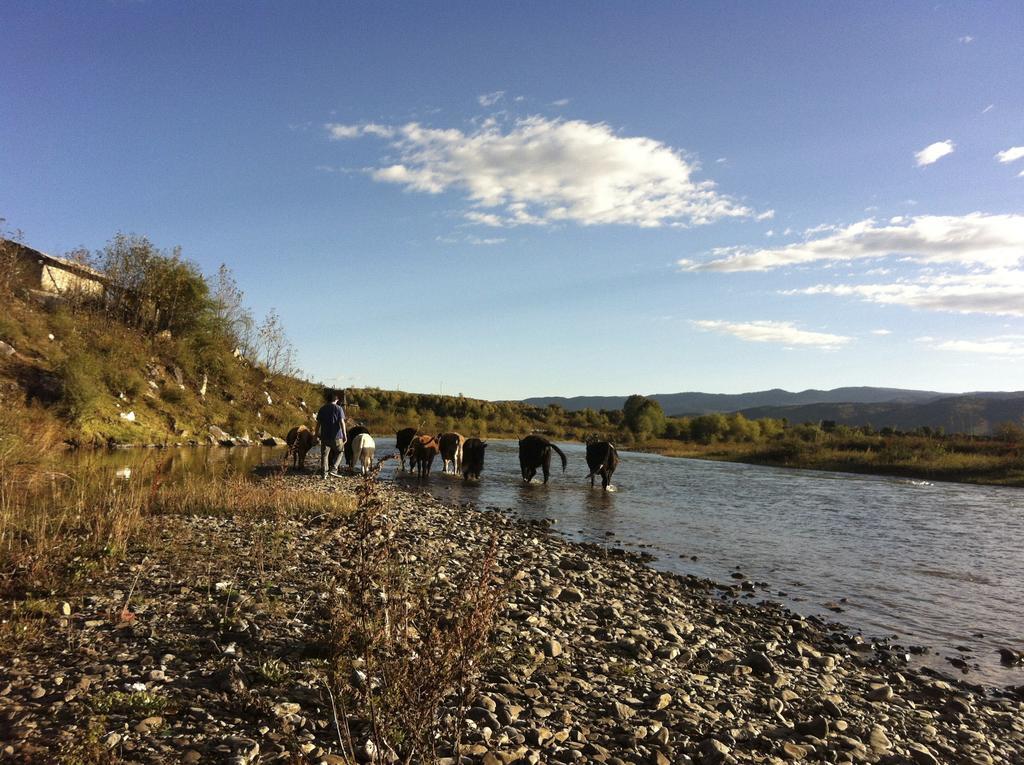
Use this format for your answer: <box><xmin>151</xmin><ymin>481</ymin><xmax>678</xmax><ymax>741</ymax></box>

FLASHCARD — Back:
<box><xmin>787</xmin><ymin>270</ymin><xmax>1024</xmax><ymax>318</ymax></box>
<box><xmin>326</xmin><ymin>123</ymin><xmax>394</xmax><ymax>139</ymax></box>
<box><xmin>915</xmin><ymin>139</ymin><xmax>955</xmax><ymax>166</ymax></box>
<box><xmin>996</xmin><ymin>146</ymin><xmax>1024</xmax><ymax>164</ymax></box>
<box><xmin>478</xmin><ymin>91</ymin><xmax>506</xmax><ymax>107</ymax></box>
<box><xmin>691</xmin><ymin>320</ymin><xmax>852</xmax><ymax>350</ymax></box>
<box><xmin>925</xmin><ymin>335</ymin><xmax>1024</xmax><ymax>357</ymax></box>
<box><xmin>327</xmin><ymin>116</ymin><xmax>756</xmax><ymax>228</ymax></box>
<box><xmin>683</xmin><ymin>213</ymin><xmax>1024</xmax><ymax>272</ymax></box>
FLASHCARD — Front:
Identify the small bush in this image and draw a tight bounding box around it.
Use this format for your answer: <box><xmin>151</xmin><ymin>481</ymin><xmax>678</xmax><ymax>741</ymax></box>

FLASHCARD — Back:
<box><xmin>160</xmin><ymin>386</ymin><xmax>184</xmax><ymax>405</ymax></box>
<box><xmin>59</xmin><ymin>350</ymin><xmax>105</xmax><ymax>421</ymax></box>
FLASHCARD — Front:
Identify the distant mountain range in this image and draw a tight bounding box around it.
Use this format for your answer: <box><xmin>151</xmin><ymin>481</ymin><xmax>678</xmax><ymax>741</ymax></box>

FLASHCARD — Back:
<box><xmin>522</xmin><ymin>387</ymin><xmax>1024</xmax><ymax>435</ymax></box>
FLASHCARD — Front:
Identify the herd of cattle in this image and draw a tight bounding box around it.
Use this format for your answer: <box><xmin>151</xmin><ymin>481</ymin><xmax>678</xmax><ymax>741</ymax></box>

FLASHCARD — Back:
<box><xmin>284</xmin><ymin>425</ymin><xmax>620</xmax><ymax>489</ymax></box>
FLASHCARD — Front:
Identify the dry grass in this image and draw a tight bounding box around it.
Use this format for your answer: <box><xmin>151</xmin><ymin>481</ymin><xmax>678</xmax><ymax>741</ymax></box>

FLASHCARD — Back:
<box><xmin>321</xmin><ymin>465</ymin><xmax>505</xmax><ymax>763</ymax></box>
<box><xmin>0</xmin><ymin>403</ymin><xmax>352</xmax><ymax>601</ymax></box>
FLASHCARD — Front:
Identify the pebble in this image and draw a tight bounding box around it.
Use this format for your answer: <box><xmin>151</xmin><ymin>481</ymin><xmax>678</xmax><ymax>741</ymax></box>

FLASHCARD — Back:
<box><xmin>3</xmin><ymin>474</ymin><xmax>1020</xmax><ymax>765</ymax></box>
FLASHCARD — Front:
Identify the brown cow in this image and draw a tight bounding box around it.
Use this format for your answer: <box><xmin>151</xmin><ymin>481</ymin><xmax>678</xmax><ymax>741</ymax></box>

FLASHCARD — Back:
<box><xmin>437</xmin><ymin>432</ymin><xmax>465</xmax><ymax>475</ymax></box>
<box><xmin>409</xmin><ymin>434</ymin><xmax>440</xmax><ymax>478</ymax></box>
<box><xmin>285</xmin><ymin>425</ymin><xmax>318</xmax><ymax>471</ymax></box>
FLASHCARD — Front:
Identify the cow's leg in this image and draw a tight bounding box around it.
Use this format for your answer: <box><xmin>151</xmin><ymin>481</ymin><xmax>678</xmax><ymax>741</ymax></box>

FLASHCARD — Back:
<box><xmin>542</xmin><ymin>451</ymin><xmax>551</xmax><ymax>484</ymax></box>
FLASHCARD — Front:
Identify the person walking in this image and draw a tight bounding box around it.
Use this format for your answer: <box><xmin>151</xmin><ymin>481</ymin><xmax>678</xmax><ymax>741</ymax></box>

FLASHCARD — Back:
<box><xmin>315</xmin><ymin>389</ymin><xmax>347</xmax><ymax>478</ymax></box>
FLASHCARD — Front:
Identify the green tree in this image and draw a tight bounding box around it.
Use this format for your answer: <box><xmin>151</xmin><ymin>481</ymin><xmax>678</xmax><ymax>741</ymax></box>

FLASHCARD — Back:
<box><xmin>623</xmin><ymin>394</ymin><xmax>666</xmax><ymax>440</ymax></box>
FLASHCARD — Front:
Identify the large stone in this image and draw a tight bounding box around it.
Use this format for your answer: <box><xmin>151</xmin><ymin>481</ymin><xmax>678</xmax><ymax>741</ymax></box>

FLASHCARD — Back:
<box><xmin>610</xmin><ymin>701</ymin><xmax>636</xmax><ymax>720</ymax></box>
<box><xmin>795</xmin><ymin>717</ymin><xmax>829</xmax><ymax>738</ymax></box>
<box><xmin>867</xmin><ymin>684</ymin><xmax>893</xmax><ymax>702</ymax></box>
<box><xmin>782</xmin><ymin>742</ymin><xmax>808</xmax><ymax>760</ymax></box>
<box><xmin>700</xmin><ymin>738</ymin><xmax>730</xmax><ymax>765</ymax></box>
<box><xmin>868</xmin><ymin>725</ymin><xmax>892</xmax><ymax>752</ymax></box>
<box><xmin>908</xmin><ymin>744</ymin><xmax>940</xmax><ymax>765</ymax></box>
<box><xmin>559</xmin><ymin>588</ymin><xmax>585</xmax><ymax>604</ymax></box>
<box><xmin>746</xmin><ymin>651</ymin><xmax>777</xmax><ymax>675</ymax></box>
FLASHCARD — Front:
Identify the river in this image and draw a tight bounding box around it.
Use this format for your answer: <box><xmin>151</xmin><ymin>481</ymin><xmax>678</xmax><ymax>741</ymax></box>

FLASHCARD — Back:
<box><xmin>82</xmin><ymin>439</ymin><xmax>1024</xmax><ymax>688</ymax></box>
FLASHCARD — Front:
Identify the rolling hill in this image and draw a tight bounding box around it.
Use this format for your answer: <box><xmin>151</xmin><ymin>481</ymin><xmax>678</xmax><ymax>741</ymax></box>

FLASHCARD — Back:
<box><xmin>523</xmin><ymin>387</ymin><xmax>951</xmax><ymax>417</ymax></box>
<box><xmin>736</xmin><ymin>394</ymin><xmax>1024</xmax><ymax>435</ymax></box>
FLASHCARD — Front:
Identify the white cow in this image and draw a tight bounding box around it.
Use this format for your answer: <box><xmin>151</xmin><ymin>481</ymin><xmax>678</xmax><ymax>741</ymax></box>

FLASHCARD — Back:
<box><xmin>350</xmin><ymin>432</ymin><xmax>376</xmax><ymax>474</ymax></box>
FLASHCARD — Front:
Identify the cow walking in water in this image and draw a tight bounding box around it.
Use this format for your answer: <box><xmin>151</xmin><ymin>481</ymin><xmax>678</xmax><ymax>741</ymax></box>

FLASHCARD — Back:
<box><xmin>396</xmin><ymin>427</ymin><xmax>417</xmax><ymax>471</ymax></box>
<box><xmin>461</xmin><ymin>438</ymin><xmax>487</xmax><ymax>481</ymax></box>
<box><xmin>585</xmin><ymin>441</ymin><xmax>619</xmax><ymax>490</ymax></box>
<box><xmin>438</xmin><ymin>432</ymin><xmax>465</xmax><ymax>475</ymax></box>
<box><xmin>409</xmin><ymin>434</ymin><xmax>440</xmax><ymax>478</ymax></box>
<box><xmin>285</xmin><ymin>425</ymin><xmax>318</xmax><ymax>471</ymax></box>
<box><xmin>518</xmin><ymin>435</ymin><xmax>567</xmax><ymax>484</ymax></box>
<box><xmin>344</xmin><ymin>425</ymin><xmax>370</xmax><ymax>469</ymax></box>
<box><xmin>350</xmin><ymin>432</ymin><xmax>376</xmax><ymax>475</ymax></box>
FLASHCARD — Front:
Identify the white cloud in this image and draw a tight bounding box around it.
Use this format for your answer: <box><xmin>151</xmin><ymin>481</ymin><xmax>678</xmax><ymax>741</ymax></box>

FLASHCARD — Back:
<box><xmin>326</xmin><ymin>122</ymin><xmax>395</xmax><ymax>140</ymax></box>
<box><xmin>927</xmin><ymin>335</ymin><xmax>1024</xmax><ymax>357</ymax></box>
<box><xmin>787</xmin><ymin>269</ymin><xmax>1024</xmax><ymax>317</ymax></box>
<box><xmin>551</xmin><ymin>98</ymin><xmax>570</xmax><ymax>107</ymax></box>
<box><xmin>338</xmin><ymin>116</ymin><xmax>756</xmax><ymax>228</ymax></box>
<box><xmin>996</xmin><ymin>146</ymin><xmax>1024</xmax><ymax>164</ymax></box>
<box><xmin>436</xmin><ymin>233</ymin><xmax>507</xmax><ymax>246</ymax></box>
<box><xmin>691</xmin><ymin>319</ymin><xmax>852</xmax><ymax>350</ymax></box>
<box><xmin>871</xmin><ymin>329</ymin><xmax>892</xmax><ymax>335</ymax></box>
<box><xmin>915</xmin><ymin>139</ymin><xmax>955</xmax><ymax>167</ymax></box>
<box><xmin>982</xmin><ymin>104</ymin><xmax>995</xmax><ymax>114</ymax></box>
<box><xmin>478</xmin><ymin>91</ymin><xmax>506</xmax><ymax>107</ymax></box>
<box><xmin>683</xmin><ymin>213</ymin><xmax>1024</xmax><ymax>272</ymax></box>
<box><xmin>959</xmin><ymin>35</ymin><xmax>975</xmax><ymax>44</ymax></box>
<box><xmin>326</xmin><ymin>123</ymin><xmax>361</xmax><ymax>139</ymax></box>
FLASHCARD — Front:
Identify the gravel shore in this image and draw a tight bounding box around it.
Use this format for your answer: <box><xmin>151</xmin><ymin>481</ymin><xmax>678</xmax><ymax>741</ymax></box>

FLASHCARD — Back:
<box><xmin>2</xmin><ymin>472</ymin><xmax>1022</xmax><ymax>764</ymax></box>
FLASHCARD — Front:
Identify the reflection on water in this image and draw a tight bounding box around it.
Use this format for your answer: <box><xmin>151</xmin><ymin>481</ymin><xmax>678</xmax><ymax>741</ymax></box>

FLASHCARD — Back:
<box><xmin>76</xmin><ymin>439</ymin><xmax>1024</xmax><ymax>688</ymax></box>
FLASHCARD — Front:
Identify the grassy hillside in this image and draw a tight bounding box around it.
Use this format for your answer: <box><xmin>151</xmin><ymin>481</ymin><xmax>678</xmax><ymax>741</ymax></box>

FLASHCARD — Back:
<box><xmin>0</xmin><ymin>235</ymin><xmax>326</xmax><ymax>445</ymax></box>
<box><xmin>0</xmin><ymin>236</ymin><xmax>629</xmax><ymax>446</ymax></box>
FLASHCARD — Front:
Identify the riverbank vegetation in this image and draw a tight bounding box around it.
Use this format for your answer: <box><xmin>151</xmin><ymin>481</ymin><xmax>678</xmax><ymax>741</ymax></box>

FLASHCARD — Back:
<box><xmin>2</xmin><ymin>229</ymin><xmax>1021</xmax><ymax>489</ymax></box>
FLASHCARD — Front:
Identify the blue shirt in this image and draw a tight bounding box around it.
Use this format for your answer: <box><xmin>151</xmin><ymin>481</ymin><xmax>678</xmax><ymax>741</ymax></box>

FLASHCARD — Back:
<box><xmin>316</xmin><ymin>403</ymin><xmax>346</xmax><ymax>442</ymax></box>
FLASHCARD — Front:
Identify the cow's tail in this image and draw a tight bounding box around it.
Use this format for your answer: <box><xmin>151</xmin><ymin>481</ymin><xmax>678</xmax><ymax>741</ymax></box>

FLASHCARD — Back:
<box><xmin>550</xmin><ymin>442</ymin><xmax>568</xmax><ymax>473</ymax></box>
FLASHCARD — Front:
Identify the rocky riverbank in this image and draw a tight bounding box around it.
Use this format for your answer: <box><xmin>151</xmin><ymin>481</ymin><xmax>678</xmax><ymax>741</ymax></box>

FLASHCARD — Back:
<box><xmin>2</xmin><ymin>473</ymin><xmax>1022</xmax><ymax>764</ymax></box>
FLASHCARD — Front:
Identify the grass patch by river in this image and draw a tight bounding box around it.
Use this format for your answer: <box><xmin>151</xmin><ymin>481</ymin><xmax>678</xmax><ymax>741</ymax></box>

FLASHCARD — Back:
<box><xmin>0</xmin><ymin>407</ymin><xmax>353</xmax><ymax>603</ymax></box>
<box><xmin>643</xmin><ymin>433</ymin><xmax>1024</xmax><ymax>486</ymax></box>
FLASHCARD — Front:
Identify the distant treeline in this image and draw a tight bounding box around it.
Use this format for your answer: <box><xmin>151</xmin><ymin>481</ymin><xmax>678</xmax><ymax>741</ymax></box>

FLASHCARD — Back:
<box><xmin>346</xmin><ymin>390</ymin><xmax>1024</xmax><ymax>447</ymax></box>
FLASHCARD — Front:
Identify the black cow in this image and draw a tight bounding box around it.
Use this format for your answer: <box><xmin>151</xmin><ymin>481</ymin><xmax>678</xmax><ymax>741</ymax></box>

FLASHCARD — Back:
<box><xmin>518</xmin><ymin>435</ymin><xmax>567</xmax><ymax>484</ymax></box>
<box><xmin>396</xmin><ymin>427</ymin><xmax>417</xmax><ymax>471</ymax></box>
<box><xmin>585</xmin><ymin>441</ymin><xmax>619</xmax><ymax>490</ymax></box>
<box><xmin>344</xmin><ymin>425</ymin><xmax>369</xmax><ymax>469</ymax></box>
<box><xmin>461</xmin><ymin>438</ymin><xmax>487</xmax><ymax>481</ymax></box>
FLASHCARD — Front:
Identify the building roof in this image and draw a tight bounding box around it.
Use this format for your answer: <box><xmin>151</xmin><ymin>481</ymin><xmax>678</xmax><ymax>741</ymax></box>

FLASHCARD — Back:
<box><xmin>1</xmin><ymin>238</ymin><xmax>109</xmax><ymax>284</ymax></box>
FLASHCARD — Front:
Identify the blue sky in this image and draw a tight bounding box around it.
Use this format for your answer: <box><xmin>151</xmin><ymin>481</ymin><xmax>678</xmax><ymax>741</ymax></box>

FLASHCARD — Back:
<box><xmin>3</xmin><ymin>1</ymin><xmax>1023</xmax><ymax>399</ymax></box>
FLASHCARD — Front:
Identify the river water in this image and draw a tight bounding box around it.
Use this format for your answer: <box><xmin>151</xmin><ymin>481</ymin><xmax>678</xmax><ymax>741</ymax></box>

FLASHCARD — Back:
<box><xmin>82</xmin><ymin>439</ymin><xmax>1024</xmax><ymax>688</ymax></box>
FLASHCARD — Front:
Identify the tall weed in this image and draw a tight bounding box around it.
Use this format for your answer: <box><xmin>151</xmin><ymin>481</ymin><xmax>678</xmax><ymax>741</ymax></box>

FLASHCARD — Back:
<box><xmin>324</xmin><ymin>467</ymin><xmax>504</xmax><ymax>763</ymax></box>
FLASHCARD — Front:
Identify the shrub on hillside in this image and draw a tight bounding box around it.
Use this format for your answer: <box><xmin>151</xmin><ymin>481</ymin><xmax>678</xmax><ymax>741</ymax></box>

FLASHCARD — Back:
<box><xmin>58</xmin><ymin>350</ymin><xmax>104</xmax><ymax>421</ymax></box>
